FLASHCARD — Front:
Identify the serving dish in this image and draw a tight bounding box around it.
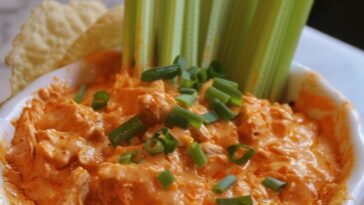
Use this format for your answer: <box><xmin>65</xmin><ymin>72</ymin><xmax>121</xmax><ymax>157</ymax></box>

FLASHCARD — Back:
<box><xmin>0</xmin><ymin>60</ymin><xmax>363</xmax><ymax>204</ymax></box>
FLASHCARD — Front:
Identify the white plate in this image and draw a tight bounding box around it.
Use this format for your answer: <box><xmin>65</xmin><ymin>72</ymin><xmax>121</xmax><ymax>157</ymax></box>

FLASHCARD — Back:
<box><xmin>0</xmin><ymin>61</ymin><xmax>363</xmax><ymax>204</ymax></box>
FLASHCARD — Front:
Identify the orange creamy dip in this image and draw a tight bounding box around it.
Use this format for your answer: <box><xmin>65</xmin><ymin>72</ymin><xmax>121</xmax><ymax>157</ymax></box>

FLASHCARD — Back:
<box><xmin>3</xmin><ymin>52</ymin><xmax>346</xmax><ymax>204</ymax></box>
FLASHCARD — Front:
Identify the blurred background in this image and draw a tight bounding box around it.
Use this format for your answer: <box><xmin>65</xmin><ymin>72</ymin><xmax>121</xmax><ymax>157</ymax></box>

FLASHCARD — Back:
<box><xmin>0</xmin><ymin>0</ymin><xmax>363</xmax><ymax>117</ymax></box>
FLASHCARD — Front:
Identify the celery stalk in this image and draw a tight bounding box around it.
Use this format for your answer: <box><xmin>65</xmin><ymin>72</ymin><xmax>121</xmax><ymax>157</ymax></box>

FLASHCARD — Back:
<box><xmin>182</xmin><ymin>0</ymin><xmax>200</xmax><ymax>67</ymax></box>
<box><xmin>158</xmin><ymin>0</ymin><xmax>185</xmax><ymax>66</ymax></box>
<box><xmin>199</xmin><ymin>0</ymin><xmax>231</xmax><ymax>68</ymax></box>
<box><xmin>269</xmin><ymin>0</ymin><xmax>314</xmax><ymax>101</ymax></box>
<box><xmin>230</xmin><ymin>0</ymin><xmax>294</xmax><ymax>98</ymax></box>
<box><xmin>122</xmin><ymin>0</ymin><xmax>137</xmax><ymax>69</ymax></box>
<box><xmin>134</xmin><ymin>0</ymin><xmax>155</xmax><ymax>71</ymax></box>
<box><xmin>219</xmin><ymin>0</ymin><xmax>259</xmax><ymax>73</ymax></box>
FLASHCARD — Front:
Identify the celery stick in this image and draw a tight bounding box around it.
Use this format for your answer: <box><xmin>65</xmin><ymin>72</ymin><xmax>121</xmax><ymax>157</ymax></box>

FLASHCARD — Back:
<box><xmin>134</xmin><ymin>0</ymin><xmax>155</xmax><ymax>71</ymax></box>
<box><xmin>198</xmin><ymin>0</ymin><xmax>212</xmax><ymax>66</ymax></box>
<box><xmin>182</xmin><ymin>0</ymin><xmax>200</xmax><ymax>66</ymax></box>
<box><xmin>158</xmin><ymin>0</ymin><xmax>185</xmax><ymax>66</ymax></box>
<box><xmin>199</xmin><ymin>0</ymin><xmax>231</xmax><ymax>68</ymax></box>
<box><xmin>122</xmin><ymin>0</ymin><xmax>137</xmax><ymax>69</ymax></box>
<box><xmin>219</xmin><ymin>0</ymin><xmax>259</xmax><ymax>73</ymax></box>
<box><xmin>230</xmin><ymin>0</ymin><xmax>294</xmax><ymax>98</ymax></box>
<box><xmin>269</xmin><ymin>0</ymin><xmax>314</xmax><ymax>101</ymax></box>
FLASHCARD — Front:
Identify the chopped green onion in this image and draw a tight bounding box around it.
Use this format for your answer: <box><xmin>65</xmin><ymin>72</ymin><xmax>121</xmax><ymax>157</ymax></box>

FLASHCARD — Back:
<box><xmin>228</xmin><ymin>144</ymin><xmax>255</xmax><ymax>165</ymax></box>
<box><xmin>210</xmin><ymin>98</ymin><xmax>237</xmax><ymax>120</ymax></box>
<box><xmin>179</xmin><ymin>88</ymin><xmax>197</xmax><ymax>94</ymax></box>
<box><xmin>144</xmin><ymin>138</ymin><xmax>165</xmax><ymax>155</ymax></box>
<box><xmin>91</xmin><ymin>91</ymin><xmax>110</xmax><ymax>110</ymax></box>
<box><xmin>179</xmin><ymin>70</ymin><xmax>197</xmax><ymax>88</ymax></box>
<box><xmin>216</xmin><ymin>195</ymin><xmax>253</xmax><ymax>205</ymax></box>
<box><xmin>205</xmin><ymin>86</ymin><xmax>230</xmax><ymax>104</ymax></box>
<box><xmin>212</xmin><ymin>174</ymin><xmax>237</xmax><ymax>194</ymax></box>
<box><xmin>141</xmin><ymin>65</ymin><xmax>181</xmax><ymax>82</ymax></box>
<box><xmin>187</xmin><ymin>142</ymin><xmax>208</xmax><ymax>167</ymax></box>
<box><xmin>74</xmin><ymin>85</ymin><xmax>87</xmax><ymax>104</ymax></box>
<box><xmin>119</xmin><ymin>150</ymin><xmax>144</xmax><ymax>164</ymax></box>
<box><xmin>213</xmin><ymin>77</ymin><xmax>238</xmax><ymax>89</ymax></box>
<box><xmin>207</xmin><ymin>60</ymin><xmax>226</xmax><ymax>78</ymax></box>
<box><xmin>108</xmin><ymin>115</ymin><xmax>145</xmax><ymax>146</ymax></box>
<box><xmin>156</xmin><ymin>128</ymin><xmax>178</xmax><ymax>154</ymax></box>
<box><xmin>176</xmin><ymin>93</ymin><xmax>197</xmax><ymax>107</ymax></box>
<box><xmin>202</xmin><ymin>111</ymin><xmax>220</xmax><ymax>124</ymax></box>
<box><xmin>173</xmin><ymin>55</ymin><xmax>188</xmax><ymax>70</ymax></box>
<box><xmin>171</xmin><ymin>106</ymin><xmax>204</xmax><ymax>128</ymax></box>
<box><xmin>157</xmin><ymin>170</ymin><xmax>175</xmax><ymax>189</ymax></box>
<box><xmin>197</xmin><ymin>69</ymin><xmax>208</xmax><ymax>83</ymax></box>
<box><xmin>213</xmin><ymin>79</ymin><xmax>242</xmax><ymax>107</ymax></box>
<box><xmin>261</xmin><ymin>177</ymin><xmax>287</xmax><ymax>192</ymax></box>
<box><xmin>165</xmin><ymin>112</ymin><xmax>189</xmax><ymax>129</ymax></box>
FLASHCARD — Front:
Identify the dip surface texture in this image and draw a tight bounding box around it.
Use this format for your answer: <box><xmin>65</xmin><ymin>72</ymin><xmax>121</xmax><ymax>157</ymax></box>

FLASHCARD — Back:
<box><xmin>3</xmin><ymin>52</ymin><xmax>346</xmax><ymax>205</ymax></box>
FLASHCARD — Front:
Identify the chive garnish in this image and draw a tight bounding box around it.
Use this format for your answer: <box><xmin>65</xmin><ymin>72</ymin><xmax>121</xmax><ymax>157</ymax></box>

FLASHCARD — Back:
<box><xmin>108</xmin><ymin>115</ymin><xmax>145</xmax><ymax>146</ymax></box>
<box><xmin>216</xmin><ymin>195</ymin><xmax>253</xmax><ymax>205</ymax></box>
<box><xmin>175</xmin><ymin>93</ymin><xmax>197</xmax><ymax>107</ymax></box>
<box><xmin>165</xmin><ymin>112</ymin><xmax>189</xmax><ymax>129</ymax></box>
<box><xmin>74</xmin><ymin>85</ymin><xmax>87</xmax><ymax>104</ymax></box>
<box><xmin>141</xmin><ymin>64</ymin><xmax>181</xmax><ymax>82</ymax></box>
<box><xmin>227</xmin><ymin>143</ymin><xmax>255</xmax><ymax>165</ymax></box>
<box><xmin>119</xmin><ymin>150</ymin><xmax>144</xmax><ymax>164</ymax></box>
<box><xmin>91</xmin><ymin>91</ymin><xmax>110</xmax><ymax>110</ymax></box>
<box><xmin>157</xmin><ymin>170</ymin><xmax>175</xmax><ymax>189</ymax></box>
<box><xmin>212</xmin><ymin>174</ymin><xmax>237</xmax><ymax>194</ymax></box>
<box><xmin>261</xmin><ymin>177</ymin><xmax>287</xmax><ymax>192</ymax></box>
<box><xmin>179</xmin><ymin>88</ymin><xmax>197</xmax><ymax>94</ymax></box>
<box><xmin>157</xmin><ymin>128</ymin><xmax>178</xmax><ymax>154</ymax></box>
<box><xmin>170</xmin><ymin>106</ymin><xmax>204</xmax><ymax>128</ymax></box>
<box><xmin>207</xmin><ymin>60</ymin><xmax>226</xmax><ymax>78</ymax></box>
<box><xmin>213</xmin><ymin>78</ymin><xmax>242</xmax><ymax>106</ymax></box>
<box><xmin>202</xmin><ymin>111</ymin><xmax>220</xmax><ymax>124</ymax></box>
<box><xmin>187</xmin><ymin>142</ymin><xmax>208</xmax><ymax>168</ymax></box>
<box><xmin>205</xmin><ymin>86</ymin><xmax>231</xmax><ymax>104</ymax></box>
<box><xmin>210</xmin><ymin>98</ymin><xmax>237</xmax><ymax>120</ymax></box>
<box><xmin>144</xmin><ymin>138</ymin><xmax>165</xmax><ymax>155</ymax></box>
<box><xmin>213</xmin><ymin>77</ymin><xmax>238</xmax><ymax>89</ymax></box>
<box><xmin>173</xmin><ymin>55</ymin><xmax>187</xmax><ymax>69</ymax></box>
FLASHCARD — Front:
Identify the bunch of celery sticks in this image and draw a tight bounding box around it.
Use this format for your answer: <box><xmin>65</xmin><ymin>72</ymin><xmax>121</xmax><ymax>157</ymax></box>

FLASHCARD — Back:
<box><xmin>122</xmin><ymin>0</ymin><xmax>314</xmax><ymax>101</ymax></box>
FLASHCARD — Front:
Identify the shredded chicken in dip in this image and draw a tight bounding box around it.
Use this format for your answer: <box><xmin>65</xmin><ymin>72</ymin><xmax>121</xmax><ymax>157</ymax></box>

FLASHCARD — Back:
<box><xmin>3</xmin><ymin>51</ymin><xmax>346</xmax><ymax>205</ymax></box>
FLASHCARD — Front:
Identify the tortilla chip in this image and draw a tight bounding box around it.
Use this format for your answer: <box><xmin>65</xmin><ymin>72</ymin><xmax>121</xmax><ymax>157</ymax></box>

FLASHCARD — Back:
<box><xmin>60</xmin><ymin>5</ymin><xmax>124</xmax><ymax>67</ymax></box>
<box><xmin>5</xmin><ymin>0</ymin><xmax>106</xmax><ymax>95</ymax></box>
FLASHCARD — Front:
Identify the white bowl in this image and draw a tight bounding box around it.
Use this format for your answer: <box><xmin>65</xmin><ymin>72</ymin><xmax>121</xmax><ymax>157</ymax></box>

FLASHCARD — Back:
<box><xmin>0</xmin><ymin>61</ymin><xmax>363</xmax><ymax>204</ymax></box>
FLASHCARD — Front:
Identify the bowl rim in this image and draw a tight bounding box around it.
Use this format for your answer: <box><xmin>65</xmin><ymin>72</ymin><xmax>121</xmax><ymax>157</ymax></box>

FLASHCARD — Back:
<box><xmin>0</xmin><ymin>61</ymin><xmax>363</xmax><ymax>204</ymax></box>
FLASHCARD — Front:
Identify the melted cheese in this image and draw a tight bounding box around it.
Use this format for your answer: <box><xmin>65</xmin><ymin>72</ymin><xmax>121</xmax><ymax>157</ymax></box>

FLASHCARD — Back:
<box><xmin>3</xmin><ymin>51</ymin><xmax>347</xmax><ymax>205</ymax></box>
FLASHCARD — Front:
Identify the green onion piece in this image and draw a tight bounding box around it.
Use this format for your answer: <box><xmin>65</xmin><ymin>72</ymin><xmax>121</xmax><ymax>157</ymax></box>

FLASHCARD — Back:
<box><xmin>187</xmin><ymin>142</ymin><xmax>208</xmax><ymax>167</ymax></box>
<box><xmin>212</xmin><ymin>174</ymin><xmax>237</xmax><ymax>194</ymax></box>
<box><xmin>216</xmin><ymin>195</ymin><xmax>253</xmax><ymax>205</ymax></box>
<box><xmin>141</xmin><ymin>65</ymin><xmax>181</xmax><ymax>82</ymax></box>
<box><xmin>108</xmin><ymin>115</ymin><xmax>145</xmax><ymax>146</ymax></box>
<box><xmin>197</xmin><ymin>69</ymin><xmax>208</xmax><ymax>83</ymax></box>
<box><xmin>213</xmin><ymin>79</ymin><xmax>242</xmax><ymax>107</ymax></box>
<box><xmin>205</xmin><ymin>86</ymin><xmax>230</xmax><ymax>104</ymax></box>
<box><xmin>144</xmin><ymin>138</ymin><xmax>165</xmax><ymax>155</ymax></box>
<box><xmin>261</xmin><ymin>177</ymin><xmax>287</xmax><ymax>192</ymax></box>
<box><xmin>179</xmin><ymin>88</ymin><xmax>197</xmax><ymax>94</ymax></box>
<box><xmin>91</xmin><ymin>91</ymin><xmax>110</xmax><ymax>110</ymax></box>
<box><xmin>157</xmin><ymin>170</ymin><xmax>175</xmax><ymax>189</ymax></box>
<box><xmin>213</xmin><ymin>77</ymin><xmax>238</xmax><ymax>89</ymax></box>
<box><xmin>179</xmin><ymin>70</ymin><xmax>197</xmax><ymax>88</ymax></box>
<box><xmin>228</xmin><ymin>144</ymin><xmax>255</xmax><ymax>165</ymax></box>
<box><xmin>210</xmin><ymin>98</ymin><xmax>237</xmax><ymax>120</ymax></box>
<box><xmin>173</xmin><ymin>55</ymin><xmax>188</xmax><ymax>70</ymax></box>
<box><xmin>202</xmin><ymin>111</ymin><xmax>220</xmax><ymax>124</ymax></box>
<box><xmin>74</xmin><ymin>85</ymin><xmax>87</xmax><ymax>104</ymax></box>
<box><xmin>165</xmin><ymin>112</ymin><xmax>189</xmax><ymax>129</ymax></box>
<box><xmin>207</xmin><ymin>60</ymin><xmax>226</xmax><ymax>78</ymax></box>
<box><xmin>171</xmin><ymin>106</ymin><xmax>204</xmax><ymax>128</ymax></box>
<box><xmin>119</xmin><ymin>150</ymin><xmax>144</xmax><ymax>164</ymax></box>
<box><xmin>158</xmin><ymin>128</ymin><xmax>178</xmax><ymax>154</ymax></box>
<box><xmin>176</xmin><ymin>93</ymin><xmax>197</xmax><ymax>107</ymax></box>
